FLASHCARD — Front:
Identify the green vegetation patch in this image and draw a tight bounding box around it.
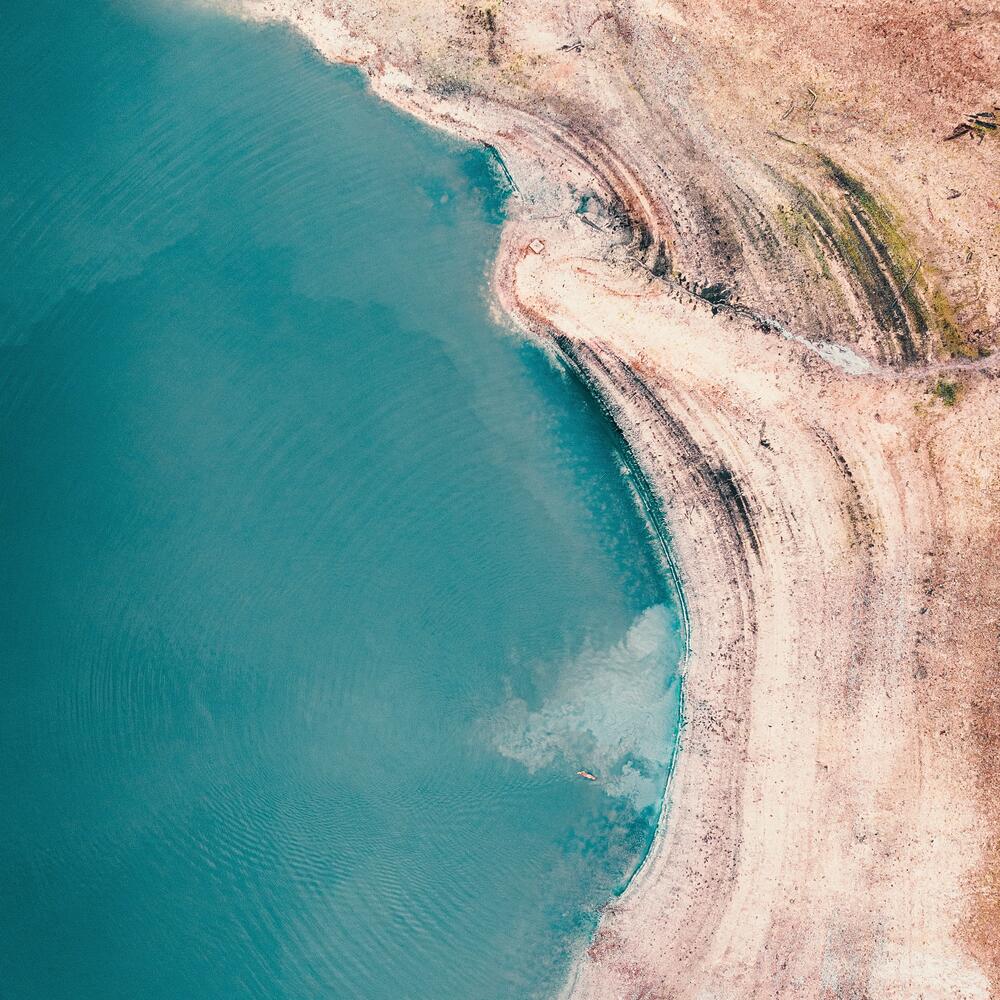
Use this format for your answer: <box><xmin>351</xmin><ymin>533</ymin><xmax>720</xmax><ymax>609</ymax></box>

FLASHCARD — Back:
<box><xmin>779</xmin><ymin>155</ymin><xmax>977</xmax><ymax>363</ymax></box>
<box><xmin>933</xmin><ymin>378</ymin><xmax>960</xmax><ymax>406</ymax></box>
<box><xmin>818</xmin><ymin>156</ymin><xmax>929</xmax><ymax>362</ymax></box>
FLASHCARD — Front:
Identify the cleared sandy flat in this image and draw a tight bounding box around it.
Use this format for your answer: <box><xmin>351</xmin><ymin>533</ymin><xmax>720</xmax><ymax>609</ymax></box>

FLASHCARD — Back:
<box><xmin>222</xmin><ymin>0</ymin><xmax>999</xmax><ymax>995</ymax></box>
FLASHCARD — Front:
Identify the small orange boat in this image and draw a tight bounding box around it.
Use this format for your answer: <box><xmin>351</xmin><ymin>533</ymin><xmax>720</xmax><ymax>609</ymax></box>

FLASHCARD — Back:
<box><xmin>576</xmin><ymin>770</ymin><xmax>597</xmax><ymax>781</ymax></box>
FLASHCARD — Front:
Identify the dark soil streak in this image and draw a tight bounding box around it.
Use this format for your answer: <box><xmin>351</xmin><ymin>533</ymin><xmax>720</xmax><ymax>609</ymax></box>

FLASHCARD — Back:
<box><xmin>554</xmin><ymin>336</ymin><xmax>763</xmax><ymax>567</ymax></box>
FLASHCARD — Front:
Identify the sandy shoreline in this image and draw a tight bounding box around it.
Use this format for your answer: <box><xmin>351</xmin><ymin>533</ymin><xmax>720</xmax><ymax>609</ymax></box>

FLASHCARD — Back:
<box><xmin>220</xmin><ymin>1</ymin><xmax>998</xmax><ymax>995</ymax></box>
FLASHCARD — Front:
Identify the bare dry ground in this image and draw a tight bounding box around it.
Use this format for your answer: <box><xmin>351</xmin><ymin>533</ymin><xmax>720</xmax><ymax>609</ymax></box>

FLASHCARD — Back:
<box><xmin>224</xmin><ymin>0</ymin><xmax>999</xmax><ymax>995</ymax></box>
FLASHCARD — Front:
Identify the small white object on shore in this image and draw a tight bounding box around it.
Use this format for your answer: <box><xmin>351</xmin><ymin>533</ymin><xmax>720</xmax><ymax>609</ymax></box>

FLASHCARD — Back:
<box><xmin>528</xmin><ymin>238</ymin><xmax>545</xmax><ymax>254</ymax></box>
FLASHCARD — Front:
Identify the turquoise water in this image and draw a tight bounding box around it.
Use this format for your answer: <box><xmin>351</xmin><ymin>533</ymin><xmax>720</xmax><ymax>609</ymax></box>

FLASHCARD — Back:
<box><xmin>0</xmin><ymin>2</ymin><xmax>684</xmax><ymax>997</ymax></box>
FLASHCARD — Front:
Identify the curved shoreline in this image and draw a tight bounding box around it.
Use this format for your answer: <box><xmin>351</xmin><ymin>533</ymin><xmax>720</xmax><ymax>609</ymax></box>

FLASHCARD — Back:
<box><xmin>500</xmin><ymin>232</ymin><xmax>998</xmax><ymax>999</ymax></box>
<box><xmin>552</xmin><ymin>340</ymin><xmax>692</xmax><ymax>667</ymax></box>
<box><xmin>551</xmin><ymin>339</ymin><xmax>691</xmax><ymax>906</ymax></box>
<box><xmin>221</xmin><ymin>3</ymin><xmax>999</xmax><ymax>996</ymax></box>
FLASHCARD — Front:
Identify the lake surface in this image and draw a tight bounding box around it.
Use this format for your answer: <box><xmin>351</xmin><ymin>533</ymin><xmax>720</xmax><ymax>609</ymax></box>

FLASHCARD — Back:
<box><xmin>0</xmin><ymin>2</ymin><xmax>684</xmax><ymax>996</ymax></box>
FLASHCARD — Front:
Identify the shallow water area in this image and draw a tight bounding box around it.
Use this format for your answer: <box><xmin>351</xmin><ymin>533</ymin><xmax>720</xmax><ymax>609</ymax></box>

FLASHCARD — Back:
<box><xmin>0</xmin><ymin>2</ymin><xmax>684</xmax><ymax>997</ymax></box>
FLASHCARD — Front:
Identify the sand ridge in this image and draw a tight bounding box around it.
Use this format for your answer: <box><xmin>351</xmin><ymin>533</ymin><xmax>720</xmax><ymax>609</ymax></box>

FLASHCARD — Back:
<box><xmin>219</xmin><ymin>1</ymin><xmax>999</xmax><ymax>994</ymax></box>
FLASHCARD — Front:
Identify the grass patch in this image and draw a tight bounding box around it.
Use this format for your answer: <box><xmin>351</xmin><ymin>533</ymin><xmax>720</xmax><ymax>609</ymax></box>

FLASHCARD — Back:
<box><xmin>933</xmin><ymin>379</ymin><xmax>960</xmax><ymax>406</ymax></box>
<box><xmin>778</xmin><ymin>155</ymin><xmax>973</xmax><ymax>363</ymax></box>
<box><xmin>931</xmin><ymin>287</ymin><xmax>985</xmax><ymax>359</ymax></box>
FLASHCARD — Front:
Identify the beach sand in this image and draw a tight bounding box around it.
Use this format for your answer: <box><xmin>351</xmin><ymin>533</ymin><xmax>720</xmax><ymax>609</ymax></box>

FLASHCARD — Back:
<box><xmin>220</xmin><ymin>0</ymin><xmax>999</xmax><ymax>994</ymax></box>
